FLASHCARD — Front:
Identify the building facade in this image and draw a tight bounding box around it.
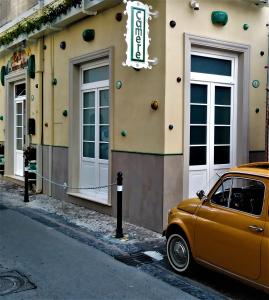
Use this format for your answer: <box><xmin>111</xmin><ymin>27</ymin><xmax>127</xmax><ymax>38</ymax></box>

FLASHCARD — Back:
<box><xmin>0</xmin><ymin>0</ymin><xmax>268</xmax><ymax>232</ymax></box>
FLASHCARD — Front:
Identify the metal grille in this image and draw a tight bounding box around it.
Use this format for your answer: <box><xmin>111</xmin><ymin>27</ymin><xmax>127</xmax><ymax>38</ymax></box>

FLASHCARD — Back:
<box><xmin>114</xmin><ymin>252</ymin><xmax>155</xmax><ymax>267</ymax></box>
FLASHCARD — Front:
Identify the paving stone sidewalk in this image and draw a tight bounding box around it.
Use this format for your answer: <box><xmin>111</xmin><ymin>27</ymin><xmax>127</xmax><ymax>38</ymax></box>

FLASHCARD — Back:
<box><xmin>0</xmin><ymin>177</ymin><xmax>165</xmax><ymax>256</ymax></box>
<box><xmin>0</xmin><ymin>177</ymin><xmax>230</xmax><ymax>300</ymax></box>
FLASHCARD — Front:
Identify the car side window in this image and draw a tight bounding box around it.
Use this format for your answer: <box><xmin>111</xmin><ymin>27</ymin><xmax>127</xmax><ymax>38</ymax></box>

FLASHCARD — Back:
<box><xmin>229</xmin><ymin>178</ymin><xmax>264</xmax><ymax>216</ymax></box>
<box><xmin>211</xmin><ymin>176</ymin><xmax>265</xmax><ymax>216</ymax></box>
<box><xmin>211</xmin><ymin>178</ymin><xmax>232</xmax><ymax>207</ymax></box>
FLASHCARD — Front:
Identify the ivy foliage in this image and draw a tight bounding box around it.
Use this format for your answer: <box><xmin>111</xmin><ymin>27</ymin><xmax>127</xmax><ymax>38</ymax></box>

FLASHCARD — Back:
<box><xmin>0</xmin><ymin>0</ymin><xmax>82</xmax><ymax>47</ymax></box>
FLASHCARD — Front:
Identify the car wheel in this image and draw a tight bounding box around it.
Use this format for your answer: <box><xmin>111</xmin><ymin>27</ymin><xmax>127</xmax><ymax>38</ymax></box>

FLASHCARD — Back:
<box><xmin>167</xmin><ymin>233</ymin><xmax>193</xmax><ymax>273</ymax></box>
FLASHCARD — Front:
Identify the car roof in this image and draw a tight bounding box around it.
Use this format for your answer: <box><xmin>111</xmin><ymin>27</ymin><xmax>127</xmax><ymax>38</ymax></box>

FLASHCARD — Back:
<box><xmin>229</xmin><ymin>162</ymin><xmax>269</xmax><ymax>178</ymax></box>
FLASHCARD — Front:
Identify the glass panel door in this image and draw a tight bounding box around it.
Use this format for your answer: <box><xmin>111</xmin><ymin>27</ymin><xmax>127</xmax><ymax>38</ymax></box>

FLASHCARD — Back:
<box><xmin>14</xmin><ymin>100</ymin><xmax>25</xmax><ymax>177</ymax></box>
<box><xmin>16</xmin><ymin>102</ymin><xmax>23</xmax><ymax>151</ymax></box>
<box><xmin>211</xmin><ymin>84</ymin><xmax>234</xmax><ymax>187</ymax></box>
<box><xmin>79</xmin><ymin>63</ymin><xmax>109</xmax><ymax>203</ymax></box>
<box><xmin>189</xmin><ymin>52</ymin><xmax>237</xmax><ymax>198</ymax></box>
<box><xmin>189</xmin><ymin>82</ymin><xmax>210</xmax><ymax>198</ymax></box>
<box><xmin>82</xmin><ymin>91</ymin><xmax>95</xmax><ymax>159</ymax></box>
<box><xmin>99</xmin><ymin>89</ymin><xmax>109</xmax><ymax>160</ymax></box>
<box><xmin>214</xmin><ymin>86</ymin><xmax>232</xmax><ymax>165</ymax></box>
<box><xmin>189</xmin><ymin>83</ymin><xmax>208</xmax><ymax>166</ymax></box>
<box><xmin>189</xmin><ymin>82</ymin><xmax>235</xmax><ymax>197</ymax></box>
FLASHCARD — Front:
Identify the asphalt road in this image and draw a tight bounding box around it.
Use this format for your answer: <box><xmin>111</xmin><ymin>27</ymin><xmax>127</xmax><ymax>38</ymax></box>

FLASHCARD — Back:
<box><xmin>0</xmin><ymin>206</ymin><xmax>195</xmax><ymax>300</ymax></box>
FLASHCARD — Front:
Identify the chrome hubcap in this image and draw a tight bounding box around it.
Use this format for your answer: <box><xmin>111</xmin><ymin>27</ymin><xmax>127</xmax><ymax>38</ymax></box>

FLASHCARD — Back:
<box><xmin>169</xmin><ymin>236</ymin><xmax>188</xmax><ymax>269</ymax></box>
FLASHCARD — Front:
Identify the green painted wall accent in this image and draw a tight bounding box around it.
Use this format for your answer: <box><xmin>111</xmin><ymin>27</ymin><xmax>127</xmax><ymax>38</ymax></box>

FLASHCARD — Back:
<box><xmin>28</xmin><ymin>55</ymin><xmax>35</xmax><ymax>79</ymax></box>
<box><xmin>82</xmin><ymin>29</ymin><xmax>95</xmax><ymax>42</ymax></box>
<box><xmin>0</xmin><ymin>66</ymin><xmax>6</xmax><ymax>86</ymax></box>
<box><xmin>211</xmin><ymin>11</ymin><xmax>228</xmax><ymax>26</ymax></box>
<box><xmin>243</xmin><ymin>24</ymin><xmax>249</xmax><ymax>31</ymax></box>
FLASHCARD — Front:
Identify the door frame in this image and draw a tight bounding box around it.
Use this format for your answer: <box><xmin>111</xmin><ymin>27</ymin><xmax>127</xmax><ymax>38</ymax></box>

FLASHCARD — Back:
<box><xmin>79</xmin><ymin>61</ymin><xmax>109</xmax><ymax>201</ymax></box>
<box><xmin>183</xmin><ymin>34</ymin><xmax>250</xmax><ymax>198</ymax></box>
<box><xmin>68</xmin><ymin>48</ymin><xmax>113</xmax><ymax>205</ymax></box>
<box><xmin>4</xmin><ymin>69</ymin><xmax>29</xmax><ymax>178</ymax></box>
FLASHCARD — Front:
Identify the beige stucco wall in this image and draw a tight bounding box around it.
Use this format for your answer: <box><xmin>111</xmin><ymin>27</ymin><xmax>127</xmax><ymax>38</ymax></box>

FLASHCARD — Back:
<box><xmin>165</xmin><ymin>0</ymin><xmax>268</xmax><ymax>154</ymax></box>
<box><xmin>0</xmin><ymin>0</ymin><xmax>267</xmax><ymax>154</ymax></box>
<box><xmin>41</xmin><ymin>0</ymin><xmax>166</xmax><ymax>152</ymax></box>
<box><xmin>0</xmin><ymin>1</ymin><xmax>166</xmax><ymax>153</ymax></box>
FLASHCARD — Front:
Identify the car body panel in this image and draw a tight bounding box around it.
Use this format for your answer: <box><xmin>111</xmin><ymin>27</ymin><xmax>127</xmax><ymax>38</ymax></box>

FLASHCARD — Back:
<box><xmin>167</xmin><ymin>211</ymin><xmax>197</xmax><ymax>255</ymax></box>
<box><xmin>195</xmin><ymin>201</ymin><xmax>265</xmax><ymax>280</ymax></box>
<box><xmin>177</xmin><ymin>198</ymin><xmax>201</xmax><ymax>215</ymax></box>
<box><xmin>259</xmin><ymin>200</ymin><xmax>269</xmax><ymax>289</ymax></box>
<box><xmin>166</xmin><ymin>163</ymin><xmax>269</xmax><ymax>293</ymax></box>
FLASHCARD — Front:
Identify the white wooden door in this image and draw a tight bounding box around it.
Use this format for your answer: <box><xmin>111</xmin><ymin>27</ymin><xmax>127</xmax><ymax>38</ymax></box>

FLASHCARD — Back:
<box><xmin>188</xmin><ymin>51</ymin><xmax>237</xmax><ymax>197</ymax></box>
<box><xmin>14</xmin><ymin>99</ymin><xmax>25</xmax><ymax>176</ymax></box>
<box><xmin>79</xmin><ymin>63</ymin><xmax>109</xmax><ymax>203</ymax></box>
<box><xmin>189</xmin><ymin>82</ymin><xmax>236</xmax><ymax>197</ymax></box>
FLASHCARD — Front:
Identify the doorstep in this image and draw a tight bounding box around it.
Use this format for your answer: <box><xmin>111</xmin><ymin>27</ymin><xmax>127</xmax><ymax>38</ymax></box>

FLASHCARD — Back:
<box><xmin>4</xmin><ymin>175</ymin><xmax>24</xmax><ymax>186</ymax></box>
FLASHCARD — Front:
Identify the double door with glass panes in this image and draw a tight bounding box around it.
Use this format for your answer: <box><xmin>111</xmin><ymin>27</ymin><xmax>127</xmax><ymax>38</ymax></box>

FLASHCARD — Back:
<box><xmin>79</xmin><ymin>62</ymin><xmax>110</xmax><ymax>204</ymax></box>
<box><xmin>14</xmin><ymin>83</ymin><xmax>26</xmax><ymax>177</ymax></box>
<box><xmin>80</xmin><ymin>64</ymin><xmax>109</xmax><ymax>202</ymax></box>
<box><xmin>189</xmin><ymin>82</ymin><xmax>235</xmax><ymax>197</ymax></box>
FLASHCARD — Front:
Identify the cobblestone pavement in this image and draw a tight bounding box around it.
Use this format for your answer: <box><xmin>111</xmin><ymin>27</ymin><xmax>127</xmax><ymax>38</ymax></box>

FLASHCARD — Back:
<box><xmin>0</xmin><ymin>177</ymin><xmax>268</xmax><ymax>300</ymax></box>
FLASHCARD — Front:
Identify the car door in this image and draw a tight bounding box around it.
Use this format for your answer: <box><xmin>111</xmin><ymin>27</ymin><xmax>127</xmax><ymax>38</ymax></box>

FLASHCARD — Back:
<box><xmin>194</xmin><ymin>174</ymin><xmax>266</xmax><ymax>280</ymax></box>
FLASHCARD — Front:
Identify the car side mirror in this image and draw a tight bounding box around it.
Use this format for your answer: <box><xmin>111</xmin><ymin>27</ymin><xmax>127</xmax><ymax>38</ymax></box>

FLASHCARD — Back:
<box><xmin>196</xmin><ymin>190</ymin><xmax>207</xmax><ymax>203</ymax></box>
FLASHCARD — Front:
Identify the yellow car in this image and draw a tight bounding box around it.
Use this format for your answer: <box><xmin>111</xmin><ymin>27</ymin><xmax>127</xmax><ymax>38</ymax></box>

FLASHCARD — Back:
<box><xmin>165</xmin><ymin>162</ymin><xmax>269</xmax><ymax>294</ymax></box>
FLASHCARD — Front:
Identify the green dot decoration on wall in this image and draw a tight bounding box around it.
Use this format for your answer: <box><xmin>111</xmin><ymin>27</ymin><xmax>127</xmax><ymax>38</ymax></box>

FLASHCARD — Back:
<box><xmin>243</xmin><ymin>24</ymin><xmax>249</xmax><ymax>31</ymax></box>
<box><xmin>211</xmin><ymin>11</ymin><xmax>228</xmax><ymax>26</ymax></box>
<box><xmin>252</xmin><ymin>80</ymin><xmax>260</xmax><ymax>88</ymax></box>
<box><xmin>121</xmin><ymin>130</ymin><xmax>127</xmax><ymax>137</ymax></box>
<box><xmin>116</xmin><ymin>80</ymin><xmax>122</xmax><ymax>89</ymax></box>
<box><xmin>28</xmin><ymin>55</ymin><xmax>35</xmax><ymax>79</ymax></box>
<box><xmin>0</xmin><ymin>116</ymin><xmax>4</xmax><ymax>121</ymax></box>
<box><xmin>82</xmin><ymin>29</ymin><xmax>95</xmax><ymax>42</ymax></box>
<box><xmin>62</xmin><ymin>110</ymin><xmax>68</xmax><ymax>117</ymax></box>
<box><xmin>52</xmin><ymin>78</ymin><xmax>57</xmax><ymax>85</ymax></box>
<box><xmin>1</xmin><ymin>66</ymin><xmax>6</xmax><ymax>86</ymax></box>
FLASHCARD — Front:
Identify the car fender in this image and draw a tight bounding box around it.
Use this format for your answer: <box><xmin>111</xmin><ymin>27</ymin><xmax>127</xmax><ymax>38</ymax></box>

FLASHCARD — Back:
<box><xmin>166</xmin><ymin>216</ymin><xmax>196</xmax><ymax>256</ymax></box>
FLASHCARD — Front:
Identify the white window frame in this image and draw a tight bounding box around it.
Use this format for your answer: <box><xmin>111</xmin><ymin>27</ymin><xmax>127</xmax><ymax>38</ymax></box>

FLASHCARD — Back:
<box><xmin>191</xmin><ymin>50</ymin><xmax>237</xmax><ymax>84</ymax></box>
<box><xmin>80</xmin><ymin>60</ymin><xmax>109</xmax><ymax>164</ymax></box>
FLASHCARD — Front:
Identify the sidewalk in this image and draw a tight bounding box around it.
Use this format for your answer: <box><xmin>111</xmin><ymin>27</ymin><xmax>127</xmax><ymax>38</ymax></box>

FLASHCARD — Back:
<box><xmin>0</xmin><ymin>177</ymin><xmax>165</xmax><ymax>256</ymax></box>
<box><xmin>0</xmin><ymin>177</ymin><xmax>228</xmax><ymax>300</ymax></box>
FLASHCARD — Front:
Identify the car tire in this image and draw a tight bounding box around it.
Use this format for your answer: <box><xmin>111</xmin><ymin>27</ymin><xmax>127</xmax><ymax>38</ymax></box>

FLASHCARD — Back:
<box><xmin>167</xmin><ymin>233</ymin><xmax>193</xmax><ymax>274</ymax></box>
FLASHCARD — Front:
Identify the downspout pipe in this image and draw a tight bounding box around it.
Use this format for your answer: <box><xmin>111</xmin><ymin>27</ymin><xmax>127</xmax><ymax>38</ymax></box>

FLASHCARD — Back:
<box><xmin>265</xmin><ymin>23</ymin><xmax>269</xmax><ymax>161</ymax></box>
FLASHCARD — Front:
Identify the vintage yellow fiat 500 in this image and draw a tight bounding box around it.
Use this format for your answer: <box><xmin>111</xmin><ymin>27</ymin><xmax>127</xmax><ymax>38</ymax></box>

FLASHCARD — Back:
<box><xmin>165</xmin><ymin>163</ymin><xmax>269</xmax><ymax>293</ymax></box>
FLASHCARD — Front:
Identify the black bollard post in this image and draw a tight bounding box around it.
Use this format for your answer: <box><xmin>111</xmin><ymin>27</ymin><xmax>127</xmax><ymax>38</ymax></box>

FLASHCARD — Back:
<box><xmin>24</xmin><ymin>156</ymin><xmax>29</xmax><ymax>203</ymax></box>
<box><xmin>116</xmin><ymin>172</ymin><xmax>123</xmax><ymax>238</ymax></box>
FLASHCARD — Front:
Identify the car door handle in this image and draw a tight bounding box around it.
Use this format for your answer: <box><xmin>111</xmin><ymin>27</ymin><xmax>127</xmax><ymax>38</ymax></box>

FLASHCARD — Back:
<box><xmin>248</xmin><ymin>225</ymin><xmax>264</xmax><ymax>233</ymax></box>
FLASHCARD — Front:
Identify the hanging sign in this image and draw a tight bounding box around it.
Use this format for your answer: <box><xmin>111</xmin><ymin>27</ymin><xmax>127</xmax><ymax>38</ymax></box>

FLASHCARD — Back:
<box><xmin>123</xmin><ymin>0</ymin><xmax>156</xmax><ymax>69</ymax></box>
<box><xmin>7</xmin><ymin>48</ymin><xmax>31</xmax><ymax>73</ymax></box>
